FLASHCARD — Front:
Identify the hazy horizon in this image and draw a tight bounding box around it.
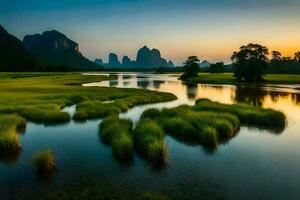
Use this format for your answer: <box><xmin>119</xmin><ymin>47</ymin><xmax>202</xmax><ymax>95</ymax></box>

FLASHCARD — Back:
<box><xmin>1</xmin><ymin>0</ymin><xmax>300</xmax><ymax>65</ymax></box>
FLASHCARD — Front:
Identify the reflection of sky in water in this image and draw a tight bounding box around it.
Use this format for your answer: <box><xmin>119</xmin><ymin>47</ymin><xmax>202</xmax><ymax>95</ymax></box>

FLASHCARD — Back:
<box><xmin>83</xmin><ymin>73</ymin><xmax>300</xmax><ymax>123</ymax></box>
<box><xmin>2</xmin><ymin>73</ymin><xmax>300</xmax><ymax>199</ymax></box>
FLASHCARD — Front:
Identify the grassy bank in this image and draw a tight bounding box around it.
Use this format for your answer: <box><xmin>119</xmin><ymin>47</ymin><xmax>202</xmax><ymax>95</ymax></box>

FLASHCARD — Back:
<box><xmin>194</xmin><ymin>99</ymin><xmax>286</xmax><ymax>128</ymax></box>
<box><xmin>0</xmin><ymin>72</ymin><xmax>176</xmax><ymax>124</ymax></box>
<box><xmin>186</xmin><ymin>73</ymin><xmax>300</xmax><ymax>85</ymax></box>
<box><xmin>98</xmin><ymin>98</ymin><xmax>285</xmax><ymax>164</ymax></box>
<box><xmin>140</xmin><ymin>99</ymin><xmax>286</xmax><ymax>149</ymax></box>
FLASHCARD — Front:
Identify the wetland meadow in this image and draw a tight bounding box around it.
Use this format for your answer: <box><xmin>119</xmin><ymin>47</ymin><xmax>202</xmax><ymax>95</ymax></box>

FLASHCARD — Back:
<box><xmin>0</xmin><ymin>72</ymin><xmax>300</xmax><ymax>199</ymax></box>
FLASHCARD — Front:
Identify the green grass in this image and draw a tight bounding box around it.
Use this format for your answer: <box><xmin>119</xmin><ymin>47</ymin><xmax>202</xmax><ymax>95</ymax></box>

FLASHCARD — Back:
<box><xmin>0</xmin><ymin>132</ymin><xmax>21</xmax><ymax>155</ymax></box>
<box><xmin>0</xmin><ymin>114</ymin><xmax>26</xmax><ymax>155</ymax></box>
<box><xmin>100</xmin><ymin>117</ymin><xmax>168</xmax><ymax>164</ymax></box>
<box><xmin>194</xmin><ymin>99</ymin><xmax>286</xmax><ymax>128</ymax></box>
<box><xmin>140</xmin><ymin>99</ymin><xmax>285</xmax><ymax>149</ymax></box>
<box><xmin>186</xmin><ymin>73</ymin><xmax>300</xmax><ymax>85</ymax></box>
<box><xmin>31</xmin><ymin>149</ymin><xmax>55</xmax><ymax>172</ymax></box>
<box><xmin>133</xmin><ymin>119</ymin><xmax>168</xmax><ymax>164</ymax></box>
<box><xmin>0</xmin><ymin>72</ymin><xmax>176</xmax><ymax>124</ymax></box>
<box><xmin>111</xmin><ymin>133</ymin><xmax>134</xmax><ymax>161</ymax></box>
<box><xmin>99</xmin><ymin>116</ymin><xmax>134</xmax><ymax>160</ymax></box>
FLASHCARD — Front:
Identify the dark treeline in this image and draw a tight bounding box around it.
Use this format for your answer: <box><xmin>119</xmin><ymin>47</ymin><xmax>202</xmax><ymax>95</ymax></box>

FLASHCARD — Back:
<box><xmin>211</xmin><ymin>48</ymin><xmax>300</xmax><ymax>75</ymax></box>
<box><xmin>267</xmin><ymin>51</ymin><xmax>300</xmax><ymax>74</ymax></box>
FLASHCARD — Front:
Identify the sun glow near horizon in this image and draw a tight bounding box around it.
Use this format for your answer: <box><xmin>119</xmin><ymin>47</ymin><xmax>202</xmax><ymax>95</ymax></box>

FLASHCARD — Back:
<box><xmin>1</xmin><ymin>0</ymin><xmax>300</xmax><ymax>65</ymax></box>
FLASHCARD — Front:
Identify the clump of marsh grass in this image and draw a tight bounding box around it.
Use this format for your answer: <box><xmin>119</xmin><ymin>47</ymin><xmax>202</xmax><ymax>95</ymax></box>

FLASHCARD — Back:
<box><xmin>43</xmin><ymin>111</ymin><xmax>71</xmax><ymax>124</ymax></box>
<box><xmin>99</xmin><ymin>116</ymin><xmax>133</xmax><ymax>144</ymax></box>
<box><xmin>32</xmin><ymin>149</ymin><xmax>55</xmax><ymax>172</ymax></box>
<box><xmin>0</xmin><ymin>73</ymin><xmax>177</xmax><ymax>125</ymax></box>
<box><xmin>194</xmin><ymin>98</ymin><xmax>286</xmax><ymax>128</ymax></box>
<box><xmin>0</xmin><ymin>114</ymin><xmax>25</xmax><ymax>155</ymax></box>
<box><xmin>111</xmin><ymin>133</ymin><xmax>134</xmax><ymax>161</ymax></box>
<box><xmin>99</xmin><ymin>116</ymin><xmax>134</xmax><ymax>160</ymax></box>
<box><xmin>0</xmin><ymin>132</ymin><xmax>21</xmax><ymax>155</ymax></box>
<box><xmin>133</xmin><ymin>119</ymin><xmax>168</xmax><ymax>164</ymax></box>
<box><xmin>141</xmin><ymin>106</ymin><xmax>240</xmax><ymax>148</ymax></box>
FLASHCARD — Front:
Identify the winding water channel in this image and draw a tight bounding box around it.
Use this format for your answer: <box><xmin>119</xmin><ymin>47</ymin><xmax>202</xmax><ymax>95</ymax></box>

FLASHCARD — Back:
<box><xmin>1</xmin><ymin>73</ymin><xmax>300</xmax><ymax>199</ymax></box>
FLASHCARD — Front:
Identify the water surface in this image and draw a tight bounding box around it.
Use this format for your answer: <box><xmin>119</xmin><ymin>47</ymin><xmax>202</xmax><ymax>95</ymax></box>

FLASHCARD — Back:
<box><xmin>1</xmin><ymin>73</ymin><xmax>300</xmax><ymax>200</ymax></box>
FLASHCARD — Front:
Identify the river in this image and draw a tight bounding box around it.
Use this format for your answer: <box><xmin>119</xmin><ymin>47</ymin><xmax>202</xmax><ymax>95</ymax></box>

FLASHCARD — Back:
<box><xmin>1</xmin><ymin>72</ymin><xmax>300</xmax><ymax>199</ymax></box>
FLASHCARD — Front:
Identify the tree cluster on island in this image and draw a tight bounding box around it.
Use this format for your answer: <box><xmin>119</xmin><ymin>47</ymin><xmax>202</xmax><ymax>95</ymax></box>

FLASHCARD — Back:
<box><xmin>180</xmin><ymin>43</ymin><xmax>300</xmax><ymax>82</ymax></box>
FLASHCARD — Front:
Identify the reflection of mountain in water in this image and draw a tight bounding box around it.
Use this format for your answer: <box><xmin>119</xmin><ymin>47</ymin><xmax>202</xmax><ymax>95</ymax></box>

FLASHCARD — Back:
<box><xmin>107</xmin><ymin>74</ymin><xmax>165</xmax><ymax>89</ymax></box>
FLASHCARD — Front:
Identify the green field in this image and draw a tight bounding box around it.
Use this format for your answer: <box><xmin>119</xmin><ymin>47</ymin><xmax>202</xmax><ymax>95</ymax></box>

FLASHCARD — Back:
<box><xmin>0</xmin><ymin>72</ymin><xmax>176</xmax><ymax>155</ymax></box>
<box><xmin>186</xmin><ymin>73</ymin><xmax>300</xmax><ymax>85</ymax></box>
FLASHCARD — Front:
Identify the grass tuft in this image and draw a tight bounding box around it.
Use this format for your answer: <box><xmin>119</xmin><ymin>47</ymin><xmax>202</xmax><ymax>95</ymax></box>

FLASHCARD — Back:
<box><xmin>0</xmin><ymin>114</ymin><xmax>25</xmax><ymax>155</ymax></box>
<box><xmin>99</xmin><ymin>116</ymin><xmax>134</xmax><ymax>160</ymax></box>
<box><xmin>0</xmin><ymin>132</ymin><xmax>21</xmax><ymax>155</ymax></box>
<box><xmin>32</xmin><ymin>149</ymin><xmax>55</xmax><ymax>172</ymax></box>
<box><xmin>133</xmin><ymin>119</ymin><xmax>168</xmax><ymax>164</ymax></box>
<box><xmin>194</xmin><ymin>98</ymin><xmax>286</xmax><ymax>128</ymax></box>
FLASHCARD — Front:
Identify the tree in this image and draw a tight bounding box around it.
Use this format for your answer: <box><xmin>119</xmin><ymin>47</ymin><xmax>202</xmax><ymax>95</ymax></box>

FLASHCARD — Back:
<box><xmin>209</xmin><ymin>62</ymin><xmax>224</xmax><ymax>73</ymax></box>
<box><xmin>180</xmin><ymin>56</ymin><xmax>200</xmax><ymax>80</ymax></box>
<box><xmin>294</xmin><ymin>52</ymin><xmax>300</xmax><ymax>62</ymax></box>
<box><xmin>231</xmin><ymin>43</ymin><xmax>269</xmax><ymax>82</ymax></box>
<box><xmin>271</xmin><ymin>51</ymin><xmax>282</xmax><ymax>61</ymax></box>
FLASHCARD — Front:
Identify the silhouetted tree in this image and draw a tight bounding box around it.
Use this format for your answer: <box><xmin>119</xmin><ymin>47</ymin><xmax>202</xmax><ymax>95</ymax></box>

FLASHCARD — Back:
<box><xmin>180</xmin><ymin>56</ymin><xmax>200</xmax><ymax>80</ymax></box>
<box><xmin>231</xmin><ymin>43</ymin><xmax>269</xmax><ymax>82</ymax></box>
<box><xmin>282</xmin><ymin>57</ymin><xmax>292</xmax><ymax>61</ymax></box>
<box><xmin>294</xmin><ymin>52</ymin><xmax>300</xmax><ymax>62</ymax></box>
<box><xmin>271</xmin><ymin>51</ymin><xmax>282</xmax><ymax>61</ymax></box>
<box><xmin>209</xmin><ymin>62</ymin><xmax>224</xmax><ymax>73</ymax></box>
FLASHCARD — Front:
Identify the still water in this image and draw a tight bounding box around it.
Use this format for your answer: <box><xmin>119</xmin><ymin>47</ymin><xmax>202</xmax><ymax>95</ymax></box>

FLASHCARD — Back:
<box><xmin>1</xmin><ymin>73</ymin><xmax>300</xmax><ymax>199</ymax></box>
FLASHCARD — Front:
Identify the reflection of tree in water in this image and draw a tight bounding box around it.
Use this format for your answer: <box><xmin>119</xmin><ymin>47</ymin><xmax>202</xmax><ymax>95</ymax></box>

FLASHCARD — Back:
<box><xmin>234</xmin><ymin>86</ymin><xmax>267</xmax><ymax>106</ymax></box>
<box><xmin>123</xmin><ymin>81</ymin><xmax>131</xmax><ymax>87</ymax></box>
<box><xmin>291</xmin><ymin>93</ymin><xmax>300</xmax><ymax>104</ymax></box>
<box><xmin>137</xmin><ymin>80</ymin><xmax>150</xmax><ymax>89</ymax></box>
<box><xmin>109</xmin><ymin>80</ymin><xmax>118</xmax><ymax>87</ymax></box>
<box><xmin>234</xmin><ymin>86</ymin><xmax>292</xmax><ymax>106</ymax></box>
<box><xmin>153</xmin><ymin>80</ymin><xmax>164</xmax><ymax>89</ymax></box>
<box><xmin>184</xmin><ymin>82</ymin><xmax>198</xmax><ymax>100</ymax></box>
<box><xmin>123</xmin><ymin>75</ymin><xmax>132</xmax><ymax>79</ymax></box>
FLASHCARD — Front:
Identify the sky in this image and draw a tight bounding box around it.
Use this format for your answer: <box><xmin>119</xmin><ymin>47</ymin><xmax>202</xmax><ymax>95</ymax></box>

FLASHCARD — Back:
<box><xmin>1</xmin><ymin>0</ymin><xmax>300</xmax><ymax>65</ymax></box>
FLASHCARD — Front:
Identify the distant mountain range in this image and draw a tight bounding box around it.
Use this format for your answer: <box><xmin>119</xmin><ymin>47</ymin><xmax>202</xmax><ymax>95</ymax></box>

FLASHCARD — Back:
<box><xmin>97</xmin><ymin>45</ymin><xmax>175</xmax><ymax>69</ymax></box>
<box><xmin>199</xmin><ymin>60</ymin><xmax>211</xmax><ymax>68</ymax></box>
<box><xmin>0</xmin><ymin>25</ymin><xmax>38</xmax><ymax>71</ymax></box>
<box><xmin>23</xmin><ymin>30</ymin><xmax>102</xmax><ymax>71</ymax></box>
<box><xmin>0</xmin><ymin>25</ymin><xmax>210</xmax><ymax>72</ymax></box>
<box><xmin>0</xmin><ymin>25</ymin><xmax>103</xmax><ymax>71</ymax></box>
